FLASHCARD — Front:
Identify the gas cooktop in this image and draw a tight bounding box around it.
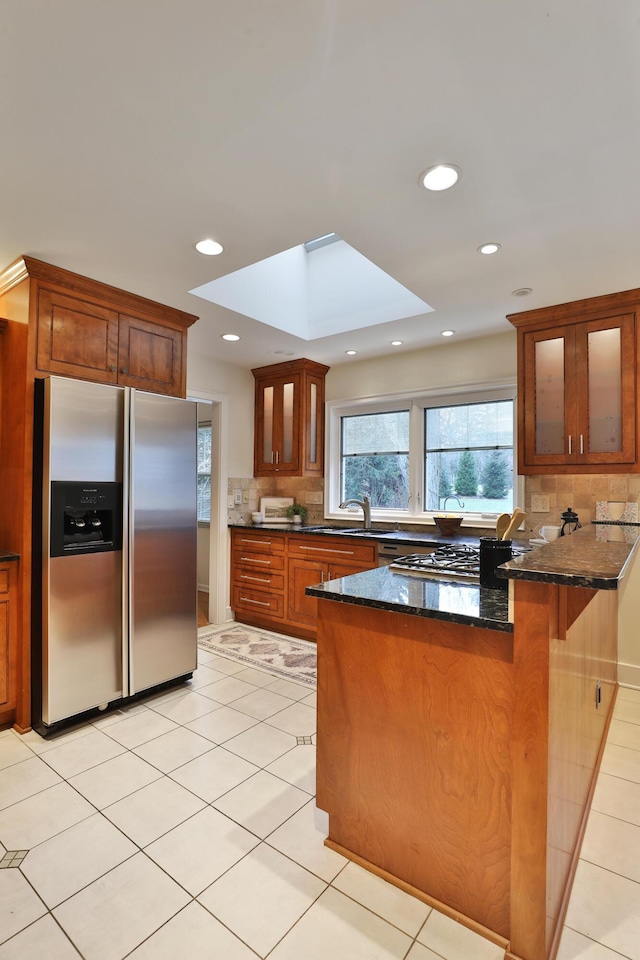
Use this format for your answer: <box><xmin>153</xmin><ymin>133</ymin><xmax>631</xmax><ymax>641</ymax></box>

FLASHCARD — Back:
<box><xmin>390</xmin><ymin>542</ymin><xmax>530</xmax><ymax>581</ymax></box>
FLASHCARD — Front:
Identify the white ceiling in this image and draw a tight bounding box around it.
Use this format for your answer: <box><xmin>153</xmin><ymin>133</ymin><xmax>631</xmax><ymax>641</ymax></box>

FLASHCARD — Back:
<box><xmin>2</xmin><ymin>1</ymin><xmax>640</xmax><ymax>371</ymax></box>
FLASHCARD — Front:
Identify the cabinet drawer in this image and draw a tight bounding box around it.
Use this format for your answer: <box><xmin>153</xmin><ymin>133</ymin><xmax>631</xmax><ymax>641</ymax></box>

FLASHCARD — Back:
<box><xmin>233</xmin><ymin>570</ymin><xmax>285</xmax><ymax>593</ymax></box>
<box><xmin>231</xmin><ymin>532</ymin><xmax>286</xmax><ymax>554</ymax></box>
<box><xmin>0</xmin><ymin>569</ymin><xmax>9</xmax><ymax>595</ymax></box>
<box><xmin>233</xmin><ymin>585</ymin><xmax>284</xmax><ymax>618</ymax></box>
<box><xmin>288</xmin><ymin>536</ymin><xmax>376</xmax><ymax>565</ymax></box>
<box><xmin>232</xmin><ymin>550</ymin><xmax>285</xmax><ymax>573</ymax></box>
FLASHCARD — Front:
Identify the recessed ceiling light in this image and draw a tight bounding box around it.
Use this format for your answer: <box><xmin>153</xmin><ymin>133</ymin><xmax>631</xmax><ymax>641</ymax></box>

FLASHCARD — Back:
<box><xmin>478</xmin><ymin>243</ymin><xmax>501</xmax><ymax>255</ymax></box>
<box><xmin>390</xmin><ymin>340</ymin><xmax>403</xmax><ymax>346</ymax></box>
<box><xmin>441</xmin><ymin>330</ymin><xmax>455</xmax><ymax>337</ymax></box>
<box><xmin>420</xmin><ymin>164</ymin><xmax>461</xmax><ymax>191</ymax></box>
<box><xmin>512</xmin><ymin>287</ymin><xmax>533</xmax><ymax>297</ymax></box>
<box><xmin>345</xmin><ymin>350</ymin><xmax>357</xmax><ymax>355</ymax></box>
<box><xmin>195</xmin><ymin>238</ymin><xmax>224</xmax><ymax>256</ymax></box>
<box><xmin>221</xmin><ymin>333</ymin><xmax>240</xmax><ymax>341</ymax></box>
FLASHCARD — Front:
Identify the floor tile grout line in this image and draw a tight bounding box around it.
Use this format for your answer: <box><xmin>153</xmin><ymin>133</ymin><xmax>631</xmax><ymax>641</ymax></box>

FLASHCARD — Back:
<box><xmin>587</xmin><ymin>805</ymin><xmax>640</xmax><ymax>832</ymax></box>
<box><xmin>3</xmin><ymin>643</ymin><xmax>557</xmax><ymax>960</ymax></box>
<box><xmin>559</xmin><ymin>923</ymin><xmax>633</xmax><ymax>959</ymax></box>
<box><xmin>577</xmin><ymin>851</ymin><xmax>640</xmax><ymax>888</ymax></box>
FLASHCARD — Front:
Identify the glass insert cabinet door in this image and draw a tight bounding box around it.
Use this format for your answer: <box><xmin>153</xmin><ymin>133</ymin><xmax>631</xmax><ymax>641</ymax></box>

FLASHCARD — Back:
<box><xmin>522</xmin><ymin>314</ymin><xmax>636</xmax><ymax>466</ymax></box>
<box><xmin>255</xmin><ymin>375</ymin><xmax>300</xmax><ymax>473</ymax></box>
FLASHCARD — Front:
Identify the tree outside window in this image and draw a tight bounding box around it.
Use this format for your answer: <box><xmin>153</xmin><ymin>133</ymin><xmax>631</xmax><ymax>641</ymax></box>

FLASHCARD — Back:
<box><xmin>341</xmin><ymin>411</ymin><xmax>409</xmax><ymax>509</ymax></box>
<box><xmin>332</xmin><ymin>391</ymin><xmax>516</xmax><ymax>521</ymax></box>
<box><xmin>424</xmin><ymin>399</ymin><xmax>514</xmax><ymax>514</ymax></box>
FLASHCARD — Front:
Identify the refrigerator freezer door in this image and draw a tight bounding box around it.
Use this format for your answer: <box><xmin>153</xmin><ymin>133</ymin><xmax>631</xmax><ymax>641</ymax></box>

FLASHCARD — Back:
<box><xmin>45</xmin><ymin>552</ymin><xmax>123</xmax><ymax>723</ymax></box>
<box><xmin>41</xmin><ymin>377</ymin><xmax>125</xmax><ymax>726</ymax></box>
<box><xmin>47</xmin><ymin>377</ymin><xmax>124</xmax><ymax>482</ymax></box>
<box><xmin>128</xmin><ymin>391</ymin><xmax>197</xmax><ymax>694</ymax></box>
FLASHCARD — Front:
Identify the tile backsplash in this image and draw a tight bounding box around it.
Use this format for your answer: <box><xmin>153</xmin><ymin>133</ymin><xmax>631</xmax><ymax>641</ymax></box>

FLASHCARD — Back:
<box><xmin>227</xmin><ymin>477</ymin><xmax>325</xmax><ymax>525</ymax></box>
<box><xmin>227</xmin><ymin>472</ymin><xmax>640</xmax><ymax>536</ymax></box>
<box><xmin>524</xmin><ymin>474</ymin><xmax>640</xmax><ymax>536</ymax></box>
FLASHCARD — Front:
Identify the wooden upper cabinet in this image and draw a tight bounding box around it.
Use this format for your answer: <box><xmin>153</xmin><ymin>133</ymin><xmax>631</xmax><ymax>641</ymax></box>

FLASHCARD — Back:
<box><xmin>117</xmin><ymin>313</ymin><xmax>183</xmax><ymax>395</ymax></box>
<box><xmin>509</xmin><ymin>291</ymin><xmax>639</xmax><ymax>474</ymax></box>
<box><xmin>253</xmin><ymin>358</ymin><xmax>329</xmax><ymax>477</ymax></box>
<box><xmin>36</xmin><ymin>287</ymin><xmax>120</xmax><ymax>384</ymax></box>
<box><xmin>25</xmin><ymin>257</ymin><xmax>197</xmax><ymax>397</ymax></box>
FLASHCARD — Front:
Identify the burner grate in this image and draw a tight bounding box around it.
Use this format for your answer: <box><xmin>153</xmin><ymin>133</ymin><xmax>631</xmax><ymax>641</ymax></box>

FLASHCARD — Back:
<box><xmin>389</xmin><ymin>541</ymin><xmax>530</xmax><ymax>580</ymax></box>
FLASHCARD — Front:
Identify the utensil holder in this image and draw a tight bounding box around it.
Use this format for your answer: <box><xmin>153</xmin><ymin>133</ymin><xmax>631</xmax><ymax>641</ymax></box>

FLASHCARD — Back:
<box><xmin>479</xmin><ymin>537</ymin><xmax>512</xmax><ymax>590</ymax></box>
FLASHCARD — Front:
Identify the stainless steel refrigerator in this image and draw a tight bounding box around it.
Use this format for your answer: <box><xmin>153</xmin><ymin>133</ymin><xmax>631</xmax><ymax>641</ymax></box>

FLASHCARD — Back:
<box><xmin>33</xmin><ymin>376</ymin><xmax>197</xmax><ymax>732</ymax></box>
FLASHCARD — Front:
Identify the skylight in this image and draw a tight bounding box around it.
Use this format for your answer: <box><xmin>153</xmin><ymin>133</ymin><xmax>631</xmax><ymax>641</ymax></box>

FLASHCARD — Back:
<box><xmin>189</xmin><ymin>235</ymin><xmax>433</xmax><ymax>340</ymax></box>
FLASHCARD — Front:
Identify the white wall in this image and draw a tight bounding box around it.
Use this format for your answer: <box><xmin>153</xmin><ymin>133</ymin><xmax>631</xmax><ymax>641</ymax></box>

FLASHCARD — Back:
<box><xmin>188</xmin><ymin>352</ymin><xmax>254</xmax><ymax>476</ymax></box>
<box><xmin>325</xmin><ymin>331</ymin><xmax>517</xmax><ymax>402</ymax></box>
<box><xmin>617</xmin><ymin>546</ymin><xmax>640</xmax><ymax>688</ymax></box>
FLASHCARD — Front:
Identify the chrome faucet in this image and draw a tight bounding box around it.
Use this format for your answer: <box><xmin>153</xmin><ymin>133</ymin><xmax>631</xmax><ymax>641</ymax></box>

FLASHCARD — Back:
<box><xmin>338</xmin><ymin>495</ymin><xmax>371</xmax><ymax>528</ymax></box>
<box><xmin>443</xmin><ymin>495</ymin><xmax>465</xmax><ymax>511</ymax></box>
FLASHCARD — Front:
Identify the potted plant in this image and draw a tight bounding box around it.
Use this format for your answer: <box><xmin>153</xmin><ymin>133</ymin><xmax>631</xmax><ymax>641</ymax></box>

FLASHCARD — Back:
<box><xmin>286</xmin><ymin>502</ymin><xmax>308</xmax><ymax>525</ymax></box>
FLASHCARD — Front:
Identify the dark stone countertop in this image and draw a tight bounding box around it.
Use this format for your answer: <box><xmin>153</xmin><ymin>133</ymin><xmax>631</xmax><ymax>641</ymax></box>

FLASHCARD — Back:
<box><xmin>0</xmin><ymin>551</ymin><xmax>19</xmax><ymax>562</ymax></box>
<box><xmin>306</xmin><ymin>565</ymin><xmax>513</xmax><ymax>633</ymax></box>
<box><xmin>228</xmin><ymin>521</ymin><xmax>479</xmax><ymax>548</ymax></box>
<box><xmin>500</xmin><ymin>522</ymin><xmax>640</xmax><ymax>590</ymax></box>
<box><xmin>305</xmin><ymin>523</ymin><xmax>640</xmax><ymax>631</ymax></box>
<box><xmin>233</xmin><ymin>520</ymin><xmax>640</xmax><ymax>629</ymax></box>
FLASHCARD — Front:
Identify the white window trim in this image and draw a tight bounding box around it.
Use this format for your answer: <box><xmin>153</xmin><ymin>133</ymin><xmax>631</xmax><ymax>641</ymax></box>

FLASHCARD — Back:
<box><xmin>325</xmin><ymin>378</ymin><xmax>523</xmax><ymax>529</ymax></box>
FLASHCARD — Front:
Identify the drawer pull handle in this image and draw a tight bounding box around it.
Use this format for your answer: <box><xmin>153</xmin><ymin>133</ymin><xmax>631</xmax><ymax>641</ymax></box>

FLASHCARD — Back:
<box><xmin>240</xmin><ymin>538</ymin><xmax>273</xmax><ymax>546</ymax></box>
<box><xmin>299</xmin><ymin>545</ymin><xmax>355</xmax><ymax>556</ymax></box>
<box><xmin>241</xmin><ymin>574</ymin><xmax>271</xmax><ymax>583</ymax></box>
<box><xmin>240</xmin><ymin>596</ymin><xmax>271</xmax><ymax>607</ymax></box>
<box><xmin>239</xmin><ymin>556</ymin><xmax>271</xmax><ymax>565</ymax></box>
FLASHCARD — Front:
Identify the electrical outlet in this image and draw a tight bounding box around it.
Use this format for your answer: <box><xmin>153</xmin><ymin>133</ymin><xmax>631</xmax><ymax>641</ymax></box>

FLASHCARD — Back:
<box><xmin>234</xmin><ymin>489</ymin><xmax>242</xmax><ymax>504</ymax></box>
<box><xmin>227</xmin><ymin>495</ymin><xmax>234</xmax><ymax>509</ymax></box>
<box><xmin>531</xmin><ymin>494</ymin><xmax>550</xmax><ymax>512</ymax></box>
<box><xmin>242</xmin><ymin>491</ymin><xmax>249</xmax><ymax>503</ymax></box>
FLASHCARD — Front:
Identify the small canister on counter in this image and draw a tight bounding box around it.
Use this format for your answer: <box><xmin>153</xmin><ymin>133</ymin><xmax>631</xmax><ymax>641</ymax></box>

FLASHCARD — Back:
<box><xmin>479</xmin><ymin>537</ymin><xmax>513</xmax><ymax>590</ymax></box>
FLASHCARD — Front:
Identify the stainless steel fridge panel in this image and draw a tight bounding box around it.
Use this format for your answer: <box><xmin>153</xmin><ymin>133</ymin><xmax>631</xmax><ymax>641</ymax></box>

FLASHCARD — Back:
<box><xmin>44</xmin><ymin>552</ymin><xmax>123</xmax><ymax>724</ymax></box>
<box><xmin>46</xmin><ymin>377</ymin><xmax>123</xmax><ymax>482</ymax></box>
<box><xmin>129</xmin><ymin>391</ymin><xmax>197</xmax><ymax>694</ymax></box>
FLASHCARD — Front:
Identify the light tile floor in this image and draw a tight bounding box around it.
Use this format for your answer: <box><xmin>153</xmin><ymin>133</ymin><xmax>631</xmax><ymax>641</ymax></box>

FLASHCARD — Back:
<box><xmin>1</xmin><ymin>644</ymin><xmax>640</xmax><ymax>959</ymax></box>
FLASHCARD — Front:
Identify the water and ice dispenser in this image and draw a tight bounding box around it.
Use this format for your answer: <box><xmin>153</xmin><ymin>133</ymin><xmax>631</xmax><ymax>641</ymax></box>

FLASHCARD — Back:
<box><xmin>49</xmin><ymin>482</ymin><xmax>122</xmax><ymax>557</ymax></box>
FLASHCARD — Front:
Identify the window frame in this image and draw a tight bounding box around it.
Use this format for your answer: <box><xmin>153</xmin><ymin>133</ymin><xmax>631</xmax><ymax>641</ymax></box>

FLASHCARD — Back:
<box><xmin>325</xmin><ymin>380</ymin><xmax>522</xmax><ymax>528</ymax></box>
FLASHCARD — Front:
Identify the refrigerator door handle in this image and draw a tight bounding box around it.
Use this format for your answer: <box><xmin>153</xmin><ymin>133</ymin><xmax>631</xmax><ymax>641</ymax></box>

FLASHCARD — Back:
<box><xmin>122</xmin><ymin>387</ymin><xmax>132</xmax><ymax>697</ymax></box>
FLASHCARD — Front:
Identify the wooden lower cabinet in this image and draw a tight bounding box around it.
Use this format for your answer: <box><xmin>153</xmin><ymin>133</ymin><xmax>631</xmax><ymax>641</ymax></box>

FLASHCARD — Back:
<box><xmin>0</xmin><ymin>559</ymin><xmax>19</xmax><ymax>728</ymax></box>
<box><xmin>230</xmin><ymin>529</ymin><xmax>377</xmax><ymax>640</ymax></box>
<box><xmin>315</xmin><ymin>580</ymin><xmax>618</xmax><ymax>960</ymax></box>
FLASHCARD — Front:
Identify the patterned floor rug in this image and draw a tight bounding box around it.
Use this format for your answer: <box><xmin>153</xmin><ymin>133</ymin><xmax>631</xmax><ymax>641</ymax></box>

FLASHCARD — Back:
<box><xmin>198</xmin><ymin>623</ymin><xmax>317</xmax><ymax>687</ymax></box>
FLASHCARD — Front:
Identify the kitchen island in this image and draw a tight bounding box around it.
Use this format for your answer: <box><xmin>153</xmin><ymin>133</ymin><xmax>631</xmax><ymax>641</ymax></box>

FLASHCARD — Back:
<box><xmin>307</xmin><ymin>524</ymin><xmax>638</xmax><ymax>960</ymax></box>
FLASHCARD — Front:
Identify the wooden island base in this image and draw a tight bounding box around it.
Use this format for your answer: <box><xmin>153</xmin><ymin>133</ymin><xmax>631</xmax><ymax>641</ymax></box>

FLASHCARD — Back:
<box><xmin>315</xmin><ymin>579</ymin><xmax>617</xmax><ymax>960</ymax></box>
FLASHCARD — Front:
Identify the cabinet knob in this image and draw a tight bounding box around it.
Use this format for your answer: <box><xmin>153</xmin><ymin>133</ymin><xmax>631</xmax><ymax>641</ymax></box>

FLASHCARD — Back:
<box><xmin>121</xmin><ymin>367</ymin><xmax>128</xmax><ymax>375</ymax></box>
<box><xmin>110</xmin><ymin>365</ymin><xmax>116</xmax><ymax>373</ymax></box>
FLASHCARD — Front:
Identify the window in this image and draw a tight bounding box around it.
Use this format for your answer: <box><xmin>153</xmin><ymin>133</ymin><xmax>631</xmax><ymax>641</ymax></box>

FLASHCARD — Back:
<box><xmin>424</xmin><ymin>400</ymin><xmax>514</xmax><ymax>514</ymax></box>
<box><xmin>197</xmin><ymin>422</ymin><xmax>211</xmax><ymax>522</ymax></box>
<box><xmin>328</xmin><ymin>385</ymin><xmax>518</xmax><ymax>525</ymax></box>
<box><xmin>341</xmin><ymin>410</ymin><xmax>410</xmax><ymax>508</ymax></box>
